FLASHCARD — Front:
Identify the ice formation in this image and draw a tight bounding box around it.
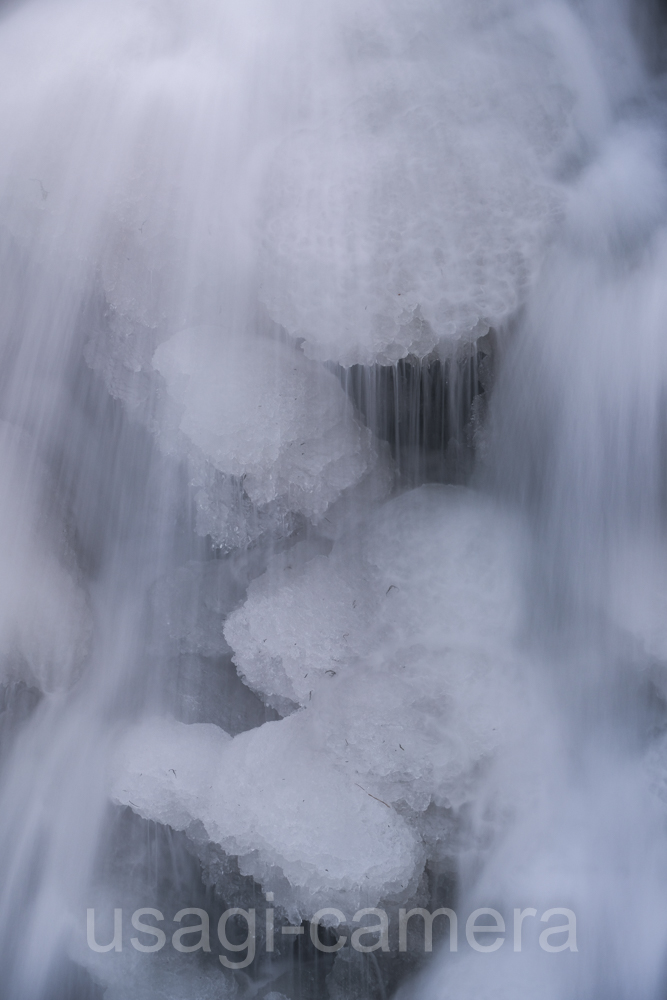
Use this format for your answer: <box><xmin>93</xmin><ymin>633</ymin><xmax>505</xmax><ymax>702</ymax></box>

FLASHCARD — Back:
<box><xmin>112</xmin><ymin>487</ymin><xmax>534</xmax><ymax>918</ymax></box>
<box><xmin>225</xmin><ymin>486</ymin><xmax>524</xmax><ymax>717</ymax></box>
<box><xmin>2</xmin><ymin>0</ymin><xmax>667</xmax><ymax>999</ymax></box>
<box><xmin>0</xmin><ymin>0</ymin><xmax>574</xmax><ymax>377</ymax></box>
<box><xmin>257</xmin><ymin>1</ymin><xmax>570</xmax><ymax>365</ymax></box>
<box><xmin>112</xmin><ymin>715</ymin><xmax>423</xmax><ymax>917</ymax></box>
<box><xmin>152</xmin><ymin>328</ymin><xmax>379</xmax><ymax>523</ymax></box>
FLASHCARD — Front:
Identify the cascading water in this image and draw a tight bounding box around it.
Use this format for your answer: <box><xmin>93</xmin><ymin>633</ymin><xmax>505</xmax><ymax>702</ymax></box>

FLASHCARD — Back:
<box><xmin>1</xmin><ymin>0</ymin><xmax>667</xmax><ymax>998</ymax></box>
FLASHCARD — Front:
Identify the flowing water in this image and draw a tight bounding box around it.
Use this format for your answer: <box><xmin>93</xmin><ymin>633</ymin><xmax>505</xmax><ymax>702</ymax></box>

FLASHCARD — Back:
<box><xmin>0</xmin><ymin>1</ymin><xmax>667</xmax><ymax>998</ymax></box>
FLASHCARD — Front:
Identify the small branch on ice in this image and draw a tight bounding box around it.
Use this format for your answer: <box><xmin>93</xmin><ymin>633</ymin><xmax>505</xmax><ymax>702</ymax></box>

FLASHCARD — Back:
<box><xmin>355</xmin><ymin>783</ymin><xmax>391</xmax><ymax>809</ymax></box>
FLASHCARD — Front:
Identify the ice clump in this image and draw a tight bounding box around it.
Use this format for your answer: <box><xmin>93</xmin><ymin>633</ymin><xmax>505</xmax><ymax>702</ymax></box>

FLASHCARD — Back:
<box><xmin>224</xmin><ymin>485</ymin><xmax>532</xmax><ymax>814</ymax></box>
<box><xmin>223</xmin><ymin>544</ymin><xmax>370</xmax><ymax>713</ymax></box>
<box><xmin>111</xmin><ymin>715</ymin><xmax>423</xmax><ymax>918</ymax></box>
<box><xmin>152</xmin><ymin>327</ymin><xmax>380</xmax><ymax>523</ymax></box>
<box><xmin>113</xmin><ymin>487</ymin><xmax>531</xmax><ymax>917</ymax></box>
<box><xmin>2</xmin><ymin>0</ymin><xmax>575</xmax><ymax>383</ymax></box>
<box><xmin>258</xmin><ymin>0</ymin><xmax>570</xmax><ymax>365</ymax></box>
<box><xmin>0</xmin><ymin>423</ymin><xmax>90</xmax><ymax>692</ymax></box>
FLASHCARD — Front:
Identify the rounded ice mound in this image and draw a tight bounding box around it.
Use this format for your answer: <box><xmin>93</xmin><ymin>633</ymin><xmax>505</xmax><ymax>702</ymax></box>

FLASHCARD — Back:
<box><xmin>225</xmin><ymin>486</ymin><xmax>530</xmax><ymax>810</ymax></box>
<box><xmin>0</xmin><ymin>0</ymin><xmax>575</xmax><ymax>377</ymax></box>
<box><xmin>226</xmin><ymin>485</ymin><xmax>523</xmax><ymax>705</ymax></box>
<box><xmin>152</xmin><ymin>328</ymin><xmax>379</xmax><ymax>522</ymax></box>
<box><xmin>111</xmin><ymin>715</ymin><xmax>423</xmax><ymax>918</ymax></box>
<box><xmin>223</xmin><ymin>545</ymin><xmax>375</xmax><ymax>713</ymax></box>
<box><xmin>0</xmin><ymin>423</ymin><xmax>90</xmax><ymax>692</ymax></box>
<box><xmin>112</xmin><ymin>488</ymin><xmax>530</xmax><ymax>917</ymax></box>
<box><xmin>258</xmin><ymin>0</ymin><xmax>568</xmax><ymax>364</ymax></box>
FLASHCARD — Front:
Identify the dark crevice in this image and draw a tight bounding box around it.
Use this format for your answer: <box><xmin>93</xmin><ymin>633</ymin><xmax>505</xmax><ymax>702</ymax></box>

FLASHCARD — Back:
<box><xmin>336</xmin><ymin>333</ymin><xmax>494</xmax><ymax>487</ymax></box>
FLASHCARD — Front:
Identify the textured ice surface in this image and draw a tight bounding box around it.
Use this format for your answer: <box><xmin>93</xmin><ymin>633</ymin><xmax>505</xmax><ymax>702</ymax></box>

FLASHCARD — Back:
<box><xmin>227</xmin><ymin>486</ymin><xmax>523</xmax><ymax>683</ymax></box>
<box><xmin>258</xmin><ymin>1</ymin><xmax>569</xmax><ymax>364</ymax></box>
<box><xmin>152</xmin><ymin>328</ymin><xmax>378</xmax><ymax>522</ymax></box>
<box><xmin>113</xmin><ymin>487</ymin><xmax>531</xmax><ymax>915</ymax></box>
<box><xmin>0</xmin><ymin>1</ymin><xmax>660</xmax><ymax>998</ymax></box>
<box><xmin>112</xmin><ymin>715</ymin><xmax>423</xmax><ymax>917</ymax></box>
<box><xmin>0</xmin><ymin>0</ymin><xmax>575</xmax><ymax>375</ymax></box>
<box><xmin>0</xmin><ymin>424</ymin><xmax>90</xmax><ymax>692</ymax></box>
<box><xmin>226</xmin><ymin>486</ymin><xmax>530</xmax><ymax>812</ymax></box>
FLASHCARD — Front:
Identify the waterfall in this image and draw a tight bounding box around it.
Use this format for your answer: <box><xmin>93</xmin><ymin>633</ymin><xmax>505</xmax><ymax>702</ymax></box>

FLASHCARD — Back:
<box><xmin>0</xmin><ymin>1</ymin><xmax>666</xmax><ymax>998</ymax></box>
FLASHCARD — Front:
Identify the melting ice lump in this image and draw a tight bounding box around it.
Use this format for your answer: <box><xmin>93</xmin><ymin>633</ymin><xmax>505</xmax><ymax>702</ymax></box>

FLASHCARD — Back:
<box><xmin>111</xmin><ymin>715</ymin><xmax>423</xmax><ymax>918</ymax></box>
<box><xmin>258</xmin><ymin>0</ymin><xmax>570</xmax><ymax>365</ymax></box>
<box><xmin>112</xmin><ymin>487</ymin><xmax>530</xmax><ymax>919</ymax></box>
<box><xmin>152</xmin><ymin>327</ymin><xmax>379</xmax><ymax>522</ymax></box>
<box><xmin>226</xmin><ymin>486</ymin><xmax>523</xmax><ymax>700</ymax></box>
<box><xmin>225</xmin><ymin>486</ymin><xmax>531</xmax><ymax>810</ymax></box>
<box><xmin>1</xmin><ymin>0</ymin><xmax>575</xmax><ymax>377</ymax></box>
<box><xmin>223</xmin><ymin>546</ymin><xmax>373</xmax><ymax>712</ymax></box>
